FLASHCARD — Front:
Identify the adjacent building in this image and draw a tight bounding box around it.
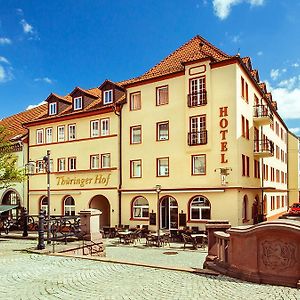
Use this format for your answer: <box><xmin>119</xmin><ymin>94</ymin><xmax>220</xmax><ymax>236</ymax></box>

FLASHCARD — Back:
<box><xmin>2</xmin><ymin>35</ymin><xmax>298</xmax><ymax>228</ymax></box>
<box><xmin>0</xmin><ymin>104</ymin><xmax>47</xmax><ymax>217</ymax></box>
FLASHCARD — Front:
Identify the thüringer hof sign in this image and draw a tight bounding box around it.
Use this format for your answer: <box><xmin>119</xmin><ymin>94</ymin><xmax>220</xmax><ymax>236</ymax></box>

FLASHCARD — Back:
<box><xmin>56</xmin><ymin>173</ymin><xmax>111</xmax><ymax>187</ymax></box>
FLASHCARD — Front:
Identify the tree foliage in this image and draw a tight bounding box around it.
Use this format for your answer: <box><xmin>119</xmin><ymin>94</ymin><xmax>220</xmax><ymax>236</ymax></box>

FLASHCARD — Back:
<box><xmin>0</xmin><ymin>125</ymin><xmax>24</xmax><ymax>190</ymax></box>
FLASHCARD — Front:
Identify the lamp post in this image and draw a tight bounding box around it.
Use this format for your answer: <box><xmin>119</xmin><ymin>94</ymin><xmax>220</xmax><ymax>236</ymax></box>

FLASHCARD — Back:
<box><xmin>155</xmin><ymin>184</ymin><xmax>161</xmax><ymax>246</ymax></box>
<box><xmin>43</xmin><ymin>150</ymin><xmax>51</xmax><ymax>244</ymax></box>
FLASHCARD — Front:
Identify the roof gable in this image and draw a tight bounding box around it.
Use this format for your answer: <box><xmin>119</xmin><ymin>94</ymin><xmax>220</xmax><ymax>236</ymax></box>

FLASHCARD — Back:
<box><xmin>120</xmin><ymin>35</ymin><xmax>232</xmax><ymax>86</ymax></box>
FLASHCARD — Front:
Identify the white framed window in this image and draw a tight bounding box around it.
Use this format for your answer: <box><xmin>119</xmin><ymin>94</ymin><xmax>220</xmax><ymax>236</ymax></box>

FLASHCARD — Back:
<box><xmin>190</xmin><ymin>196</ymin><xmax>211</xmax><ymax>220</ymax></box>
<box><xmin>130</xmin><ymin>126</ymin><xmax>141</xmax><ymax>144</ymax></box>
<box><xmin>192</xmin><ymin>154</ymin><xmax>206</xmax><ymax>175</ymax></box>
<box><xmin>36</xmin><ymin>129</ymin><xmax>44</xmax><ymax>144</ymax></box>
<box><xmin>68</xmin><ymin>124</ymin><xmax>76</xmax><ymax>140</ymax></box>
<box><xmin>130</xmin><ymin>92</ymin><xmax>141</xmax><ymax>110</ymax></box>
<box><xmin>156</xmin><ymin>86</ymin><xmax>169</xmax><ymax>106</ymax></box>
<box><xmin>64</xmin><ymin>196</ymin><xmax>75</xmax><ymax>216</ymax></box>
<box><xmin>101</xmin><ymin>153</ymin><xmax>111</xmax><ymax>168</ymax></box>
<box><xmin>36</xmin><ymin>160</ymin><xmax>44</xmax><ymax>173</ymax></box>
<box><xmin>157</xmin><ymin>157</ymin><xmax>169</xmax><ymax>177</ymax></box>
<box><xmin>58</xmin><ymin>158</ymin><xmax>66</xmax><ymax>172</ymax></box>
<box><xmin>57</xmin><ymin>126</ymin><xmax>65</xmax><ymax>142</ymax></box>
<box><xmin>130</xmin><ymin>160</ymin><xmax>141</xmax><ymax>178</ymax></box>
<box><xmin>49</xmin><ymin>159</ymin><xmax>54</xmax><ymax>172</ymax></box>
<box><xmin>90</xmin><ymin>154</ymin><xmax>99</xmax><ymax>169</ymax></box>
<box><xmin>100</xmin><ymin>118</ymin><xmax>110</xmax><ymax>136</ymax></box>
<box><xmin>45</xmin><ymin>127</ymin><xmax>53</xmax><ymax>144</ymax></box>
<box><xmin>132</xmin><ymin>196</ymin><xmax>149</xmax><ymax>219</ymax></box>
<box><xmin>68</xmin><ymin>157</ymin><xmax>76</xmax><ymax>171</ymax></box>
<box><xmin>90</xmin><ymin>120</ymin><xmax>100</xmax><ymax>137</ymax></box>
<box><xmin>49</xmin><ymin>102</ymin><xmax>57</xmax><ymax>115</ymax></box>
<box><xmin>40</xmin><ymin>197</ymin><xmax>48</xmax><ymax>215</ymax></box>
<box><xmin>157</xmin><ymin>121</ymin><xmax>169</xmax><ymax>141</ymax></box>
<box><xmin>103</xmin><ymin>90</ymin><xmax>113</xmax><ymax>104</ymax></box>
<box><xmin>74</xmin><ymin>97</ymin><xmax>83</xmax><ymax>110</ymax></box>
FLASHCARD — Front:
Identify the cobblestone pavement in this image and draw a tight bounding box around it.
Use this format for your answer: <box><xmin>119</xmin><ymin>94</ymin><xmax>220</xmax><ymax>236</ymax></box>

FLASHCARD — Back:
<box><xmin>0</xmin><ymin>239</ymin><xmax>299</xmax><ymax>300</ymax></box>
<box><xmin>104</xmin><ymin>238</ymin><xmax>207</xmax><ymax>269</ymax></box>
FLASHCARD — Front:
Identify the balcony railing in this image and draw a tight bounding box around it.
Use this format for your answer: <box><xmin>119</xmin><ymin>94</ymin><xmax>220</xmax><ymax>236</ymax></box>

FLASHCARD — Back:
<box><xmin>187</xmin><ymin>91</ymin><xmax>207</xmax><ymax>107</ymax></box>
<box><xmin>253</xmin><ymin>104</ymin><xmax>273</xmax><ymax>125</ymax></box>
<box><xmin>188</xmin><ymin>130</ymin><xmax>207</xmax><ymax>146</ymax></box>
<box><xmin>254</xmin><ymin>139</ymin><xmax>274</xmax><ymax>157</ymax></box>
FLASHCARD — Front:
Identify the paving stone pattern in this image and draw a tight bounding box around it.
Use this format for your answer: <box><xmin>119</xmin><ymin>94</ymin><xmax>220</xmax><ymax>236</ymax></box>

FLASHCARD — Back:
<box><xmin>0</xmin><ymin>239</ymin><xmax>299</xmax><ymax>300</ymax></box>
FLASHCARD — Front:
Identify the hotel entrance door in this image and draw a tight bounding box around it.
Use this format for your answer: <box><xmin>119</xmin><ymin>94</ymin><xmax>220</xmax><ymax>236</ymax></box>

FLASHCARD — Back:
<box><xmin>160</xmin><ymin>196</ymin><xmax>178</xmax><ymax>230</ymax></box>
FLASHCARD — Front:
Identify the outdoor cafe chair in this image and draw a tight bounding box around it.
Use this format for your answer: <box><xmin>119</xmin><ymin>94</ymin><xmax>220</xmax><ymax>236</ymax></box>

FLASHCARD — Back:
<box><xmin>181</xmin><ymin>233</ymin><xmax>198</xmax><ymax>249</ymax></box>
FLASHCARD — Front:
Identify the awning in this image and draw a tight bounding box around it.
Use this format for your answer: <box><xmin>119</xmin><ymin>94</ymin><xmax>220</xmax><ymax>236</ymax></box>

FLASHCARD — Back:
<box><xmin>0</xmin><ymin>205</ymin><xmax>19</xmax><ymax>214</ymax></box>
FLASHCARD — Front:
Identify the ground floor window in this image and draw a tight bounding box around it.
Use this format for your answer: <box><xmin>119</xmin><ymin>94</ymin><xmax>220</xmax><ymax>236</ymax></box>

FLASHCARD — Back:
<box><xmin>189</xmin><ymin>195</ymin><xmax>210</xmax><ymax>220</ymax></box>
<box><xmin>40</xmin><ymin>196</ymin><xmax>48</xmax><ymax>215</ymax></box>
<box><xmin>64</xmin><ymin>196</ymin><xmax>75</xmax><ymax>216</ymax></box>
<box><xmin>242</xmin><ymin>195</ymin><xmax>248</xmax><ymax>221</ymax></box>
<box><xmin>132</xmin><ymin>196</ymin><xmax>149</xmax><ymax>219</ymax></box>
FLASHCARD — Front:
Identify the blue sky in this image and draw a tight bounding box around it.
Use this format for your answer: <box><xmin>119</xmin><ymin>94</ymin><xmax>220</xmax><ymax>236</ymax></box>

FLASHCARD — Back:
<box><xmin>0</xmin><ymin>0</ymin><xmax>299</xmax><ymax>134</ymax></box>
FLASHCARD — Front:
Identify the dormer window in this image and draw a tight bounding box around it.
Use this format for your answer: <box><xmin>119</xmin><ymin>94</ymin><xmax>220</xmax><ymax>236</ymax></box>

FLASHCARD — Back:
<box><xmin>74</xmin><ymin>97</ymin><xmax>83</xmax><ymax>110</ymax></box>
<box><xmin>49</xmin><ymin>102</ymin><xmax>57</xmax><ymax>115</ymax></box>
<box><xmin>103</xmin><ymin>90</ymin><xmax>113</xmax><ymax>104</ymax></box>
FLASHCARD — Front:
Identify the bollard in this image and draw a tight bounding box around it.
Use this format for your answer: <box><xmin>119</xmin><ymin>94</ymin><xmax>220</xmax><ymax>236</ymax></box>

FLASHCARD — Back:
<box><xmin>22</xmin><ymin>208</ymin><xmax>28</xmax><ymax>237</ymax></box>
<box><xmin>37</xmin><ymin>209</ymin><xmax>45</xmax><ymax>250</ymax></box>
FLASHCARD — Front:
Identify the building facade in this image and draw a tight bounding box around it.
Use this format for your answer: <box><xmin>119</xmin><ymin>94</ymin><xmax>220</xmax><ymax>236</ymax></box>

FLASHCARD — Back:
<box><xmin>288</xmin><ymin>132</ymin><xmax>300</xmax><ymax>205</ymax></box>
<box><xmin>0</xmin><ymin>105</ymin><xmax>47</xmax><ymax>217</ymax></box>
<box><xmin>25</xmin><ymin>82</ymin><xmax>125</xmax><ymax>227</ymax></box>
<box><xmin>5</xmin><ymin>35</ymin><xmax>295</xmax><ymax>228</ymax></box>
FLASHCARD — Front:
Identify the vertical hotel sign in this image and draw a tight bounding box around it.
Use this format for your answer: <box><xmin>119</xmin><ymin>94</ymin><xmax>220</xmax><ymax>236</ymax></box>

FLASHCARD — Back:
<box><xmin>219</xmin><ymin>107</ymin><xmax>229</xmax><ymax>163</ymax></box>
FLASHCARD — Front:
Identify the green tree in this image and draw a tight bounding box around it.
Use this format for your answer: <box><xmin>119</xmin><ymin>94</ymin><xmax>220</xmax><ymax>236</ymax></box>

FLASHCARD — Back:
<box><xmin>0</xmin><ymin>125</ymin><xmax>24</xmax><ymax>190</ymax></box>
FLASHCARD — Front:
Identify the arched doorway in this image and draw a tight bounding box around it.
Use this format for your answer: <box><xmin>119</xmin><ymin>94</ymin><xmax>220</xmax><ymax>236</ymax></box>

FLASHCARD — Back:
<box><xmin>1</xmin><ymin>189</ymin><xmax>21</xmax><ymax>219</ymax></box>
<box><xmin>160</xmin><ymin>196</ymin><xmax>178</xmax><ymax>230</ymax></box>
<box><xmin>89</xmin><ymin>195</ymin><xmax>110</xmax><ymax>228</ymax></box>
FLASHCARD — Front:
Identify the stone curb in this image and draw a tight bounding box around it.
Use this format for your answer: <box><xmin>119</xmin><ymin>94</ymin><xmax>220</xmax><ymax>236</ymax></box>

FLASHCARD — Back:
<box><xmin>48</xmin><ymin>251</ymin><xmax>219</xmax><ymax>277</ymax></box>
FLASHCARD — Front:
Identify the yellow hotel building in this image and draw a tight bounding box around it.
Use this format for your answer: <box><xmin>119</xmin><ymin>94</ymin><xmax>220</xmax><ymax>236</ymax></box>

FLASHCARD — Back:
<box><xmin>24</xmin><ymin>35</ymin><xmax>293</xmax><ymax>228</ymax></box>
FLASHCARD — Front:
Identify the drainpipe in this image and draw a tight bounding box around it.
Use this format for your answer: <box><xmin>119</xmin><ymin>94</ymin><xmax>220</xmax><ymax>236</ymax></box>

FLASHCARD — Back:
<box><xmin>113</xmin><ymin>102</ymin><xmax>122</xmax><ymax>227</ymax></box>
<box><xmin>21</xmin><ymin>124</ymin><xmax>30</xmax><ymax>214</ymax></box>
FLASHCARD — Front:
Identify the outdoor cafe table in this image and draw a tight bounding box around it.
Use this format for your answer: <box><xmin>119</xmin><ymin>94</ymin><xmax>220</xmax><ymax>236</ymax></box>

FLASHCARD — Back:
<box><xmin>190</xmin><ymin>233</ymin><xmax>207</xmax><ymax>249</ymax></box>
<box><xmin>118</xmin><ymin>231</ymin><xmax>133</xmax><ymax>244</ymax></box>
<box><xmin>147</xmin><ymin>232</ymin><xmax>166</xmax><ymax>247</ymax></box>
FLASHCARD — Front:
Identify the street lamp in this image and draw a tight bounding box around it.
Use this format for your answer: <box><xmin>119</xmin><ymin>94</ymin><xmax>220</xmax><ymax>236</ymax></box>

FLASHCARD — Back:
<box><xmin>43</xmin><ymin>150</ymin><xmax>51</xmax><ymax>244</ymax></box>
<box><xmin>155</xmin><ymin>184</ymin><xmax>161</xmax><ymax>246</ymax></box>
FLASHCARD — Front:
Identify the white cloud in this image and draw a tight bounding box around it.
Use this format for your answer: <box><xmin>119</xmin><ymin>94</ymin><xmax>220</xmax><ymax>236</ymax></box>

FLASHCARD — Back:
<box><xmin>212</xmin><ymin>0</ymin><xmax>264</xmax><ymax>20</ymax></box>
<box><xmin>270</xmin><ymin>69</ymin><xmax>280</xmax><ymax>80</ymax></box>
<box><xmin>257</xmin><ymin>51</ymin><xmax>263</xmax><ymax>56</ymax></box>
<box><xmin>278</xmin><ymin>77</ymin><xmax>297</xmax><ymax>90</ymax></box>
<box><xmin>0</xmin><ymin>65</ymin><xmax>13</xmax><ymax>83</ymax></box>
<box><xmin>16</xmin><ymin>8</ymin><xmax>24</xmax><ymax>16</ymax></box>
<box><xmin>292</xmin><ymin>63</ymin><xmax>299</xmax><ymax>68</ymax></box>
<box><xmin>0</xmin><ymin>56</ymin><xmax>9</xmax><ymax>64</ymax></box>
<box><xmin>232</xmin><ymin>35</ymin><xmax>240</xmax><ymax>43</ymax></box>
<box><xmin>26</xmin><ymin>101</ymin><xmax>46</xmax><ymax>110</ymax></box>
<box><xmin>0</xmin><ymin>37</ymin><xmax>12</xmax><ymax>45</ymax></box>
<box><xmin>290</xmin><ymin>127</ymin><xmax>300</xmax><ymax>135</ymax></box>
<box><xmin>268</xmin><ymin>84</ymin><xmax>300</xmax><ymax>119</ymax></box>
<box><xmin>20</xmin><ymin>19</ymin><xmax>34</xmax><ymax>34</ymax></box>
<box><xmin>270</xmin><ymin>68</ymin><xmax>287</xmax><ymax>81</ymax></box>
<box><xmin>34</xmin><ymin>77</ymin><xmax>53</xmax><ymax>84</ymax></box>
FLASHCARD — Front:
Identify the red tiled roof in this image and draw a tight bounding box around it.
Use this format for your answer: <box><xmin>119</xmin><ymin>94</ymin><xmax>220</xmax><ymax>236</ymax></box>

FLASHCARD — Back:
<box><xmin>70</xmin><ymin>87</ymin><xmax>100</xmax><ymax>98</ymax></box>
<box><xmin>119</xmin><ymin>35</ymin><xmax>232</xmax><ymax>86</ymax></box>
<box><xmin>0</xmin><ymin>104</ymin><xmax>48</xmax><ymax>141</ymax></box>
<box><xmin>241</xmin><ymin>57</ymin><xmax>252</xmax><ymax>71</ymax></box>
<box><xmin>46</xmin><ymin>93</ymin><xmax>72</xmax><ymax>104</ymax></box>
<box><xmin>251</xmin><ymin>70</ymin><xmax>259</xmax><ymax>82</ymax></box>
